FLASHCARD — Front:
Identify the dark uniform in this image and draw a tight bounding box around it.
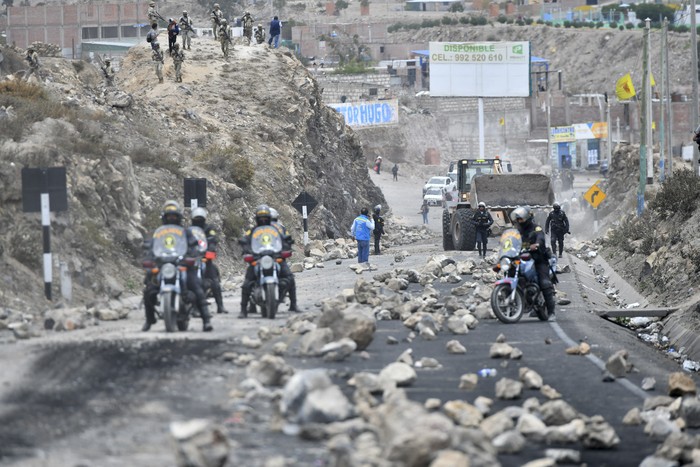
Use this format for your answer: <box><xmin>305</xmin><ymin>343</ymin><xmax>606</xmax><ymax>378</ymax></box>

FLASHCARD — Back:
<box><xmin>191</xmin><ymin>208</ymin><xmax>227</xmax><ymax>314</ymax></box>
<box><xmin>545</xmin><ymin>204</ymin><xmax>570</xmax><ymax>258</ymax></box>
<box><xmin>239</xmin><ymin>205</ymin><xmax>297</xmax><ymax>318</ymax></box>
<box><xmin>513</xmin><ymin>208</ymin><xmax>556</xmax><ymax>319</ymax></box>
<box><xmin>372</xmin><ymin>206</ymin><xmax>385</xmax><ymax>255</ymax></box>
<box><xmin>271</xmin><ymin>217</ymin><xmax>298</xmax><ymax>312</ymax></box>
<box><xmin>473</xmin><ymin>204</ymin><xmax>493</xmax><ymax>258</ymax></box>
<box><xmin>143</xmin><ymin>201</ymin><xmax>213</xmax><ymax>332</ymax></box>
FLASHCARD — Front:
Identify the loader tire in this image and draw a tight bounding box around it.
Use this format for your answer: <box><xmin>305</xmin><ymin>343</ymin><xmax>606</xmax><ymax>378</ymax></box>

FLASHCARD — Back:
<box><xmin>452</xmin><ymin>208</ymin><xmax>477</xmax><ymax>251</ymax></box>
<box><xmin>442</xmin><ymin>209</ymin><xmax>454</xmax><ymax>250</ymax></box>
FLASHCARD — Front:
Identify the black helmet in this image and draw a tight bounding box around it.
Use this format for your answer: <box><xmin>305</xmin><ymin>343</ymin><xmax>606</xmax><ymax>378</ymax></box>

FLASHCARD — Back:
<box><xmin>161</xmin><ymin>200</ymin><xmax>183</xmax><ymax>225</ymax></box>
<box><xmin>553</xmin><ymin>202</ymin><xmax>561</xmax><ymax>211</ymax></box>
<box><xmin>255</xmin><ymin>204</ymin><xmax>272</xmax><ymax>226</ymax></box>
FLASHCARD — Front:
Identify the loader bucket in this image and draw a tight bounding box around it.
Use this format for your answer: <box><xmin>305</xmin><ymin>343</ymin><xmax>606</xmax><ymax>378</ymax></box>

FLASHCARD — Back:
<box><xmin>471</xmin><ymin>174</ymin><xmax>554</xmax><ymax>208</ymax></box>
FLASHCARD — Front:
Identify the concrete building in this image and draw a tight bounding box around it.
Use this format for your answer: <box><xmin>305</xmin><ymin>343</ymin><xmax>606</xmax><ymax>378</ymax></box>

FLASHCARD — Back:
<box><xmin>404</xmin><ymin>0</ymin><xmax>463</xmax><ymax>12</ymax></box>
<box><xmin>5</xmin><ymin>2</ymin><xmax>153</xmax><ymax>58</ymax></box>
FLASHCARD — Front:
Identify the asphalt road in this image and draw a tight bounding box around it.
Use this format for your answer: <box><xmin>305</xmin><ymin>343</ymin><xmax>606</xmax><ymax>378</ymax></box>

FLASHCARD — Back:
<box><xmin>0</xmin><ymin>169</ymin><xmax>695</xmax><ymax>466</ymax></box>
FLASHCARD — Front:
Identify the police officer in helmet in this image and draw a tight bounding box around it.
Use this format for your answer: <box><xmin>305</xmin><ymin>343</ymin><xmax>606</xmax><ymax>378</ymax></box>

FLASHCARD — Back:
<box><xmin>510</xmin><ymin>206</ymin><xmax>557</xmax><ymax>320</ymax></box>
<box><xmin>191</xmin><ymin>207</ymin><xmax>228</xmax><ymax>314</ymax></box>
<box><xmin>545</xmin><ymin>202</ymin><xmax>570</xmax><ymax>258</ymax></box>
<box><xmin>143</xmin><ymin>200</ymin><xmax>213</xmax><ymax>332</ymax></box>
<box><xmin>270</xmin><ymin>207</ymin><xmax>299</xmax><ymax>313</ymax></box>
<box><xmin>473</xmin><ymin>201</ymin><xmax>493</xmax><ymax>258</ymax></box>
<box><xmin>239</xmin><ymin>205</ymin><xmax>273</xmax><ymax>318</ymax></box>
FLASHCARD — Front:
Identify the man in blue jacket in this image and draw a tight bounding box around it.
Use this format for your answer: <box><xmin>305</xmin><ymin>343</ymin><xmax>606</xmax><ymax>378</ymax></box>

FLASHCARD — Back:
<box><xmin>351</xmin><ymin>207</ymin><xmax>375</xmax><ymax>264</ymax></box>
<box><xmin>268</xmin><ymin>16</ymin><xmax>281</xmax><ymax>48</ymax></box>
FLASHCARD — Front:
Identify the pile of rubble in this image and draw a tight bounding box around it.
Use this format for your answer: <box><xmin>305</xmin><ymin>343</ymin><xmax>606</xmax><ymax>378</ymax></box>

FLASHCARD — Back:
<box><xmin>27</xmin><ymin>42</ymin><xmax>63</xmax><ymax>57</ymax></box>
<box><xmin>173</xmin><ymin>253</ymin><xmax>618</xmax><ymax>467</ymax></box>
<box><xmin>293</xmin><ymin>222</ymin><xmax>437</xmax><ymax>272</ymax></box>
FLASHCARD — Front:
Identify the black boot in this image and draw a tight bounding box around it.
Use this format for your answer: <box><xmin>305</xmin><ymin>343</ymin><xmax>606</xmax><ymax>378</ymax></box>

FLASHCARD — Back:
<box><xmin>201</xmin><ymin>305</ymin><xmax>213</xmax><ymax>332</ymax></box>
<box><xmin>239</xmin><ymin>302</ymin><xmax>248</xmax><ymax>319</ymax></box>
<box><xmin>215</xmin><ymin>289</ymin><xmax>228</xmax><ymax>314</ymax></box>
<box><xmin>543</xmin><ymin>288</ymin><xmax>556</xmax><ymax>320</ymax></box>
<box><xmin>142</xmin><ymin>320</ymin><xmax>154</xmax><ymax>332</ymax></box>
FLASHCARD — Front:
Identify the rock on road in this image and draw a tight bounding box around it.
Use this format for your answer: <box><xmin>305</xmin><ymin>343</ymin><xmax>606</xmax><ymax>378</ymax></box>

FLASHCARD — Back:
<box><xmin>0</xmin><ymin>168</ymin><xmax>697</xmax><ymax>467</ymax></box>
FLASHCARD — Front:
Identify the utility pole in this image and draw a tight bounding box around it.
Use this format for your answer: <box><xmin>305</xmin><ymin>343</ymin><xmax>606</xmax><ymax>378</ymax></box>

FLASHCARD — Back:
<box><xmin>692</xmin><ymin>0</ymin><xmax>699</xmax><ymax>175</ymax></box>
<box><xmin>546</xmin><ymin>83</ymin><xmax>552</xmax><ymax>170</ymax></box>
<box><xmin>665</xmin><ymin>21</ymin><xmax>673</xmax><ymax>177</ymax></box>
<box><xmin>645</xmin><ymin>18</ymin><xmax>653</xmax><ymax>186</ymax></box>
<box><xmin>638</xmin><ymin>18</ymin><xmax>650</xmax><ymax>216</ymax></box>
<box><xmin>606</xmin><ymin>93</ymin><xmax>612</xmax><ymax>170</ymax></box>
<box><xmin>659</xmin><ymin>18</ymin><xmax>667</xmax><ymax>183</ymax></box>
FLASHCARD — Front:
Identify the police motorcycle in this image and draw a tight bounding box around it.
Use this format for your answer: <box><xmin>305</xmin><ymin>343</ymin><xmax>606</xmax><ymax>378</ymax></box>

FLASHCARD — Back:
<box><xmin>243</xmin><ymin>224</ymin><xmax>291</xmax><ymax>319</ymax></box>
<box><xmin>144</xmin><ymin>225</ymin><xmax>206</xmax><ymax>332</ymax></box>
<box><xmin>490</xmin><ymin>229</ymin><xmax>557</xmax><ymax>323</ymax></box>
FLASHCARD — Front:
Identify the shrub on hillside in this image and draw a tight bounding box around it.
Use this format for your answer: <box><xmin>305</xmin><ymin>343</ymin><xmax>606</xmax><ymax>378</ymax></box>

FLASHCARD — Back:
<box><xmin>222</xmin><ymin>210</ymin><xmax>247</xmax><ymax>239</ymax></box>
<box><xmin>563</xmin><ymin>20</ymin><xmax>572</xmax><ymax>28</ymax></box>
<box><xmin>605</xmin><ymin>213</ymin><xmax>655</xmax><ymax>255</ymax></box>
<box><xmin>497</xmin><ymin>14</ymin><xmax>507</xmax><ymax>23</ymax></box>
<box><xmin>610</xmin><ymin>21</ymin><xmax>618</xmax><ymax>29</ymax></box>
<box><xmin>648</xmin><ymin>168</ymin><xmax>700</xmax><ymax>218</ymax></box>
<box><xmin>199</xmin><ymin>145</ymin><xmax>255</xmax><ymax>189</ymax></box>
<box><xmin>448</xmin><ymin>2</ymin><xmax>463</xmax><ymax>12</ymax></box>
<box><xmin>625</xmin><ymin>22</ymin><xmax>634</xmax><ymax>29</ymax></box>
<box><xmin>470</xmin><ymin>15</ymin><xmax>488</xmax><ymax>25</ymax></box>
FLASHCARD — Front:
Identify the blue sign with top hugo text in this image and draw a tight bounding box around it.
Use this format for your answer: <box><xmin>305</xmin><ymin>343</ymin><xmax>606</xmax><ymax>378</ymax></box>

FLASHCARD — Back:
<box><xmin>328</xmin><ymin>99</ymin><xmax>399</xmax><ymax>128</ymax></box>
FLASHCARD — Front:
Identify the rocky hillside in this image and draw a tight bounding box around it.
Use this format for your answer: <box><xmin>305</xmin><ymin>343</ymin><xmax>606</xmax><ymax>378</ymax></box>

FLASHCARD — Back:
<box><xmin>0</xmin><ymin>39</ymin><xmax>384</xmax><ymax>311</ymax></box>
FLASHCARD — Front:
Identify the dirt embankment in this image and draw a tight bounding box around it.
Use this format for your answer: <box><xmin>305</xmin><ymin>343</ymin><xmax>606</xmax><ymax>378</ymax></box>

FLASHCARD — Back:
<box><xmin>0</xmin><ymin>39</ymin><xmax>384</xmax><ymax>314</ymax></box>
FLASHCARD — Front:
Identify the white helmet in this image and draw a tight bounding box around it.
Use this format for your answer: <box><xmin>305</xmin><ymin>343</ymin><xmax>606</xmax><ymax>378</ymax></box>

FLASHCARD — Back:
<box><xmin>191</xmin><ymin>207</ymin><xmax>207</xmax><ymax>221</ymax></box>
<box><xmin>269</xmin><ymin>207</ymin><xmax>279</xmax><ymax>222</ymax></box>
<box><xmin>478</xmin><ymin>202</ymin><xmax>486</xmax><ymax>208</ymax></box>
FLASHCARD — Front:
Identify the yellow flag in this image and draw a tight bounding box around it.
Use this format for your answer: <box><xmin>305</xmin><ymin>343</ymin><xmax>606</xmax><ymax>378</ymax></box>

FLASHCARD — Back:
<box><xmin>651</xmin><ymin>73</ymin><xmax>656</xmax><ymax>87</ymax></box>
<box><xmin>499</xmin><ymin>117</ymin><xmax>505</xmax><ymax>126</ymax></box>
<box><xmin>615</xmin><ymin>73</ymin><xmax>636</xmax><ymax>100</ymax></box>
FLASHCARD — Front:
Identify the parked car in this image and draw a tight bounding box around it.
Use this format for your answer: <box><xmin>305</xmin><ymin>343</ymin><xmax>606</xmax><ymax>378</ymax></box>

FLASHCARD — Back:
<box><xmin>423</xmin><ymin>187</ymin><xmax>445</xmax><ymax>207</ymax></box>
<box><xmin>423</xmin><ymin>176</ymin><xmax>455</xmax><ymax>195</ymax></box>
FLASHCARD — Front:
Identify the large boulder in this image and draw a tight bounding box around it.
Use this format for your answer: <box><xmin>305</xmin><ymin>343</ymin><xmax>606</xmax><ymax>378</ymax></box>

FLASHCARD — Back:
<box><xmin>245</xmin><ymin>354</ymin><xmax>293</xmax><ymax>386</ymax></box>
<box><xmin>318</xmin><ymin>302</ymin><xmax>376</xmax><ymax>350</ymax></box>
<box><xmin>170</xmin><ymin>419</ymin><xmax>230</xmax><ymax>467</ymax></box>
<box><xmin>281</xmin><ymin>369</ymin><xmax>354</xmax><ymax>424</ymax></box>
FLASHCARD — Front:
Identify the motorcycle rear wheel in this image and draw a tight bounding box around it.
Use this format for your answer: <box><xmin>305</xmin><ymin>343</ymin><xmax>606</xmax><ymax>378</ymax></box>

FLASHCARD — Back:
<box><xmin>491</xmin><ymin>284</ymin><xmax>524</xmax><ymax>324</ymax></box>
<box><xmin>265</xmin><ymin>282</ymin><xmax>278</xmax><ymax>319</ymax></box>
<box><xmin>163</xmin><ymin>292</ymin><xmax>177</xmax><ymax>332</ymax></box>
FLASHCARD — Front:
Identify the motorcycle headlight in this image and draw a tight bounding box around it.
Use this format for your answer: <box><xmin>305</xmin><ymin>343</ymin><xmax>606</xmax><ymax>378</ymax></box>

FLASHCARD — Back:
<box><xmin>161</xmin><ymin>263</ymin><xmax>177</xmax><ymax>279</ymax></box>
<box><xmin>260</xmin><ymin>255</ymin><xmax>274</xmax><ymax>269</ymax></box>
<box><xmin>499</xmin><ymin>258</ymin><xmax>512</xmax><ymax>272</ymax></box>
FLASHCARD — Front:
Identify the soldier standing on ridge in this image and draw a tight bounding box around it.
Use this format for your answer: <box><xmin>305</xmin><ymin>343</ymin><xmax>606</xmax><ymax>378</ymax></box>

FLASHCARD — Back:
<box><xmin>152</xmin><ymin>42</ymin><xmax>164</xmax><ymax>84</ymax></box>
<box><xmin>242</xmin><ymin>11</ymin><xmax>253</xmax><ymax>45</ymax></box>
<box><xmin>147</xmin><ymin>1</ymin><xmax>162</xmax><ymax>25</ymax></box>
<box><xmin>179</xmin><ymin>11</ymin><xmax>194</xmax><ymax>50</ymax></box>
<box><xmin>254</xmin><ymin>23</ymin><xmax>266</xmax><ymax>44</ymax></box>
<box><xmin>172</xmin><ymin>43</ymin><xmax>184</xmax><ymax>82</ymax></box>
<box><xmin>22</xmin><ymin>46</ymin><xmax>40</xmax><ymax>82</ymax></box>
<box><xmin>101</xmin><ymin>58</ymin><xmax>115</xmax><ymax>87</ymax></box>
<box><xmin>218</xmin><ymin>19</ymin><xmax>231</xmax><ymax>58</ymax></box>
<box><xmin>211</xmin><ymin>3</ymin><xmax>223</xmax><ymax>39</ymax></box>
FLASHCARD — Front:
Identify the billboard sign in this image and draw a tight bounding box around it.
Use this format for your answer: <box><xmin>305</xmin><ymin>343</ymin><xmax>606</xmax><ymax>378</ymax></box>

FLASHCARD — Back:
<box><xmin>328</xmin><ymin>99</ymin><xmax>399</xmax><ymax>128</ymax></box>
<box><xmin>428</xmin><ymin>41</ymin><xmax>530</xmax><ymax>97</ymax></box>
<box><xmin>573</xmin><ymin>122</ymin><xmax>609</xmax><ymax>140</ymax></box>
<box><xmin>550</xmin><ymin>126</ymin><xmax>576</xmax><ymax>143</ymax></box>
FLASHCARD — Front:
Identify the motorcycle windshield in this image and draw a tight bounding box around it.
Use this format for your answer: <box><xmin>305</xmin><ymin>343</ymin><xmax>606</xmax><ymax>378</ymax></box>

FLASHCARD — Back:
<box><xmin>152</xmin><ymin>225</ymin><xmax>188</xmax><ymax>261</ymax></box>
<box><xmin>498</xmin><ymin>229</ymin><xmax>522</xmax><ymax>259</ymax></box>
<box><xmin>188</xmin><ymin>226</ymin><xmax>208</xmax><ymax>255</ymax></box>
<box><xmin>250</xmin><ymin>225</ymin><xmax>283</xmax><ymax>255</ymax></box>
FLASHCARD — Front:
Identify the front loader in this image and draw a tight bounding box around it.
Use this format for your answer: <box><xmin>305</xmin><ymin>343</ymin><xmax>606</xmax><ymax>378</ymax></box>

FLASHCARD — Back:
<box><xmin>442</xmin><ymin>159</ymin><xmax>554</xmax><ymax>251</ymax></box>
